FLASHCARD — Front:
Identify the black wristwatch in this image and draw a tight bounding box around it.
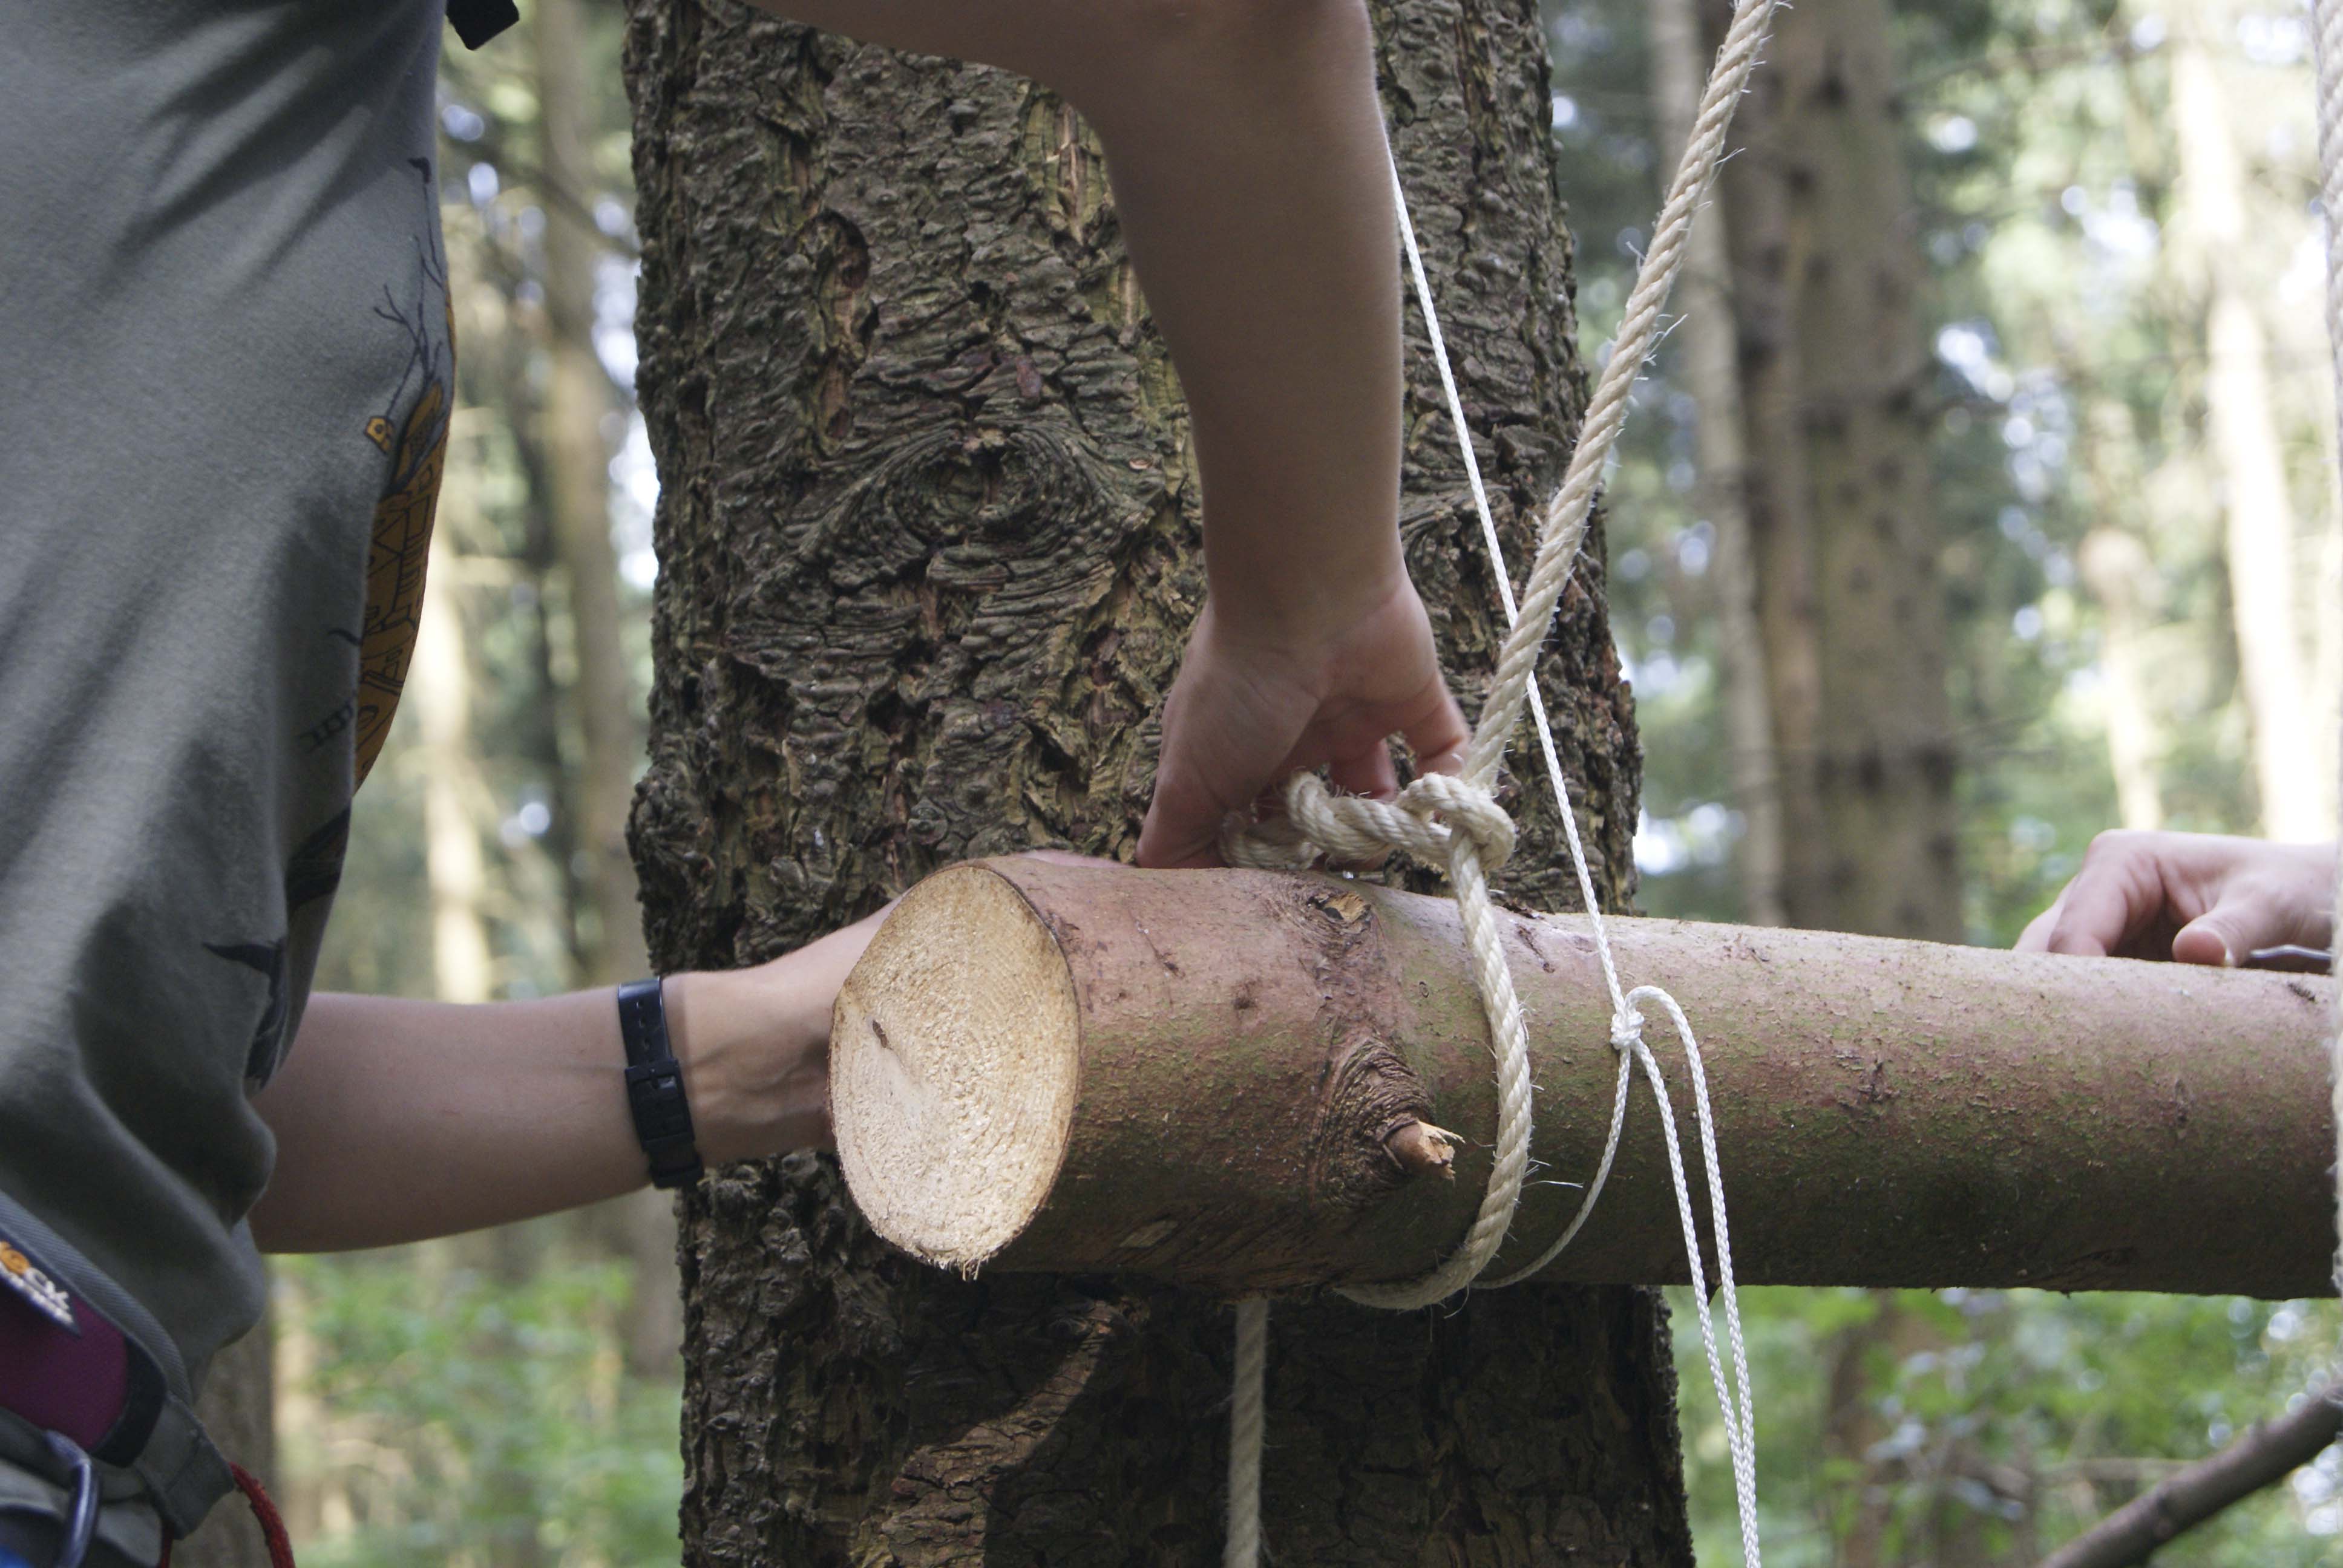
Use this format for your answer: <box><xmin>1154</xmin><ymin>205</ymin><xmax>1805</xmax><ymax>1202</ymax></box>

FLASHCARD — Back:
<box><xmin>617</xmin><ymin>978</ymin><xmax>704</xmax><ymax>1190</ymax></box>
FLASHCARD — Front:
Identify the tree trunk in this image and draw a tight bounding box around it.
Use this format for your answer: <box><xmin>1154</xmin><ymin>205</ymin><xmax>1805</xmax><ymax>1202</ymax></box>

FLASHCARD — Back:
<box><xmin>1714</xmin><ymin>8</ymin><xmax>1833</xmax><ymax>932</ymax></box>
<box><xmin>175</xmin><ymin>1315</ymin><xmax>275</xmax><ymax>1568</ymax></box>
<box><xmin>2171</xmin><ymin>2</ymin><xmax>2330</xmax><ymax>841</ymax></box>
<box><xmin>536</xmin><ymin>0</ymin><xmax>652</xmax><ymax>987</ymax></box>
<box><xmin>832</xmin><ymin>858</ymin><xmax>2338</xmax><ymax>1301</ymax></box>
<box><xmin>415</xmin><ymin>530</ymin><xmax>495</xmax><ymax>1005</ymax></box>
<box><xmin>2077</xmin><ymin>527</ymin><xmax>2164</xmax><ymax>832</ymax></box>
<box><xmin>534</xmin><ymin>0</ymin><xmax>685</xmax><ymax>1382</ymax></box>
<box><xmin>1771</xmin><ymin>0</ymin><xmax>1962</xmax><ymax>942</ymax></box>
<box><xmin>1650</xmin><ymin>0</ymin><xmax>1784</xmax><ymax>928</ymax></box>
<box><xmin>2075</xmin><ymin>399</ymin><xmax>2166</xmax><ymax>831</ymax></box>
<box><xmin>621</xmin><ymin>1</ymin><xmax>1689</xmax><ymax>1561</ymax></box>
<box><xmin>1817</xmin><ymin>1295</ymin><xmax>1905</xmax><ymax>1568</ymax></box>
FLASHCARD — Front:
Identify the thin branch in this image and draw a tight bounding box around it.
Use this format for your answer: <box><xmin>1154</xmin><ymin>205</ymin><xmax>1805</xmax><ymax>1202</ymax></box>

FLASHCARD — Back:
<box><xmin>2042</xmin><ymin>1457</ymin><xmax>2191</xmax><ymax>1486</ymax></box>
<box><xmin>2033</xmin><ymin>1380</ymin><xmax>2343</xmax><ymax>1568</ymax></box>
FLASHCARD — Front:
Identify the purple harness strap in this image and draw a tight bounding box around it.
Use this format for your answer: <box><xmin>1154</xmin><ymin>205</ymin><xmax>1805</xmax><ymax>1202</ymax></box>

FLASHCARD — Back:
<box><xmin>0</xmin><ymin>1230</ymin><xmax>162</xmax><ymax>1470</ymax></box>
<box><xmin>0</xmin><ymin>1296</ymin><xmax>129</xmax><ymax>1454</ymax></box>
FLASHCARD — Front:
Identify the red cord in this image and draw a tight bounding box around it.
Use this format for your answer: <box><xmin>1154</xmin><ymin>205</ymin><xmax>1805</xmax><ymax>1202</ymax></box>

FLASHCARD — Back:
<box><xmin>228</xmin><ymin>1465</ymin><xmax>296</xmax><ymax>1568</ymax></box>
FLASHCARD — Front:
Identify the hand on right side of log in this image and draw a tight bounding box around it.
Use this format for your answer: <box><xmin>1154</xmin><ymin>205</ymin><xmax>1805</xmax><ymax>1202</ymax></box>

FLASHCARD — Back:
<box><xmin>2016</xmin><ymin>830</ymin><xmax>2336</xmax><ymax>965</ymax></box>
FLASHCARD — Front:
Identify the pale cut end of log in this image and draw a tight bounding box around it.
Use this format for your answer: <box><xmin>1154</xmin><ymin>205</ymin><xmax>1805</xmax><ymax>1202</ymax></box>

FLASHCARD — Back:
<box><xmin>831</xmin><ymin>863</ymin><xmax>1080</xmax><ymax>1273</ymax></box>
<box><xmin>833</xmin><ymin>859</ymin><xmax>1464</xmax><ymax>1293</ymax></box>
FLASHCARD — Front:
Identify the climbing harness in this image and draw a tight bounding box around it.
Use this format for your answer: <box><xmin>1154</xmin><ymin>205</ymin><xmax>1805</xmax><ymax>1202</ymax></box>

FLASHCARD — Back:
<box><xmin>1216</xmin><ymin>0</ymin><xmax>1784</xmax><ymax>1559</ymax></box>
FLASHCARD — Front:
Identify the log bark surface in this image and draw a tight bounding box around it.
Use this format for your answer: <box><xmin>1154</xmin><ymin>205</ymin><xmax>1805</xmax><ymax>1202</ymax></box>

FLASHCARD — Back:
<box><xmin>622</xmin><ymin>1</ymin><xmax>1690</xmax><ymax>1562</ymax></box>
<box><xmin>837</xmin><ymin>858</ymin><xmax>2339</xmax><ymax>1301</ymax></box>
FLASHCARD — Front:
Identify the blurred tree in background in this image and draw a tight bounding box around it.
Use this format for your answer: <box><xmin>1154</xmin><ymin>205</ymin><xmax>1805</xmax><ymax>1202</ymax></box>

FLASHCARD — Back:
<box><xmin>251</xmin><ymin>0</ymin><xmax>2338</xmax><ymax>1563</ymax></box>
<box><xmin>1547</xmin><ymin>0</ymin><xmax>2341</xmax><ymax>1555</ymax></box>
<box><xmin>275</xmin><ymin>2</ymin><xmax>685</xmax><ymax>1564</ymax></box>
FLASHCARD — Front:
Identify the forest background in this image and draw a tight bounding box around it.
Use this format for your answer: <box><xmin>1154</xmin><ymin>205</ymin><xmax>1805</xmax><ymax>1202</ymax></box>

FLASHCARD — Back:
<box><xmin>235</xmin><ymin>0</ymin><xmax>2343</xmax><ymax>1562</ymax></box>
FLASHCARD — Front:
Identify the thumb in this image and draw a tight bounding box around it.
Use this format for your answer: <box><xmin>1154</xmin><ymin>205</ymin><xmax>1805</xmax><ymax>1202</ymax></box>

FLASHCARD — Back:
<box><xmin>1402</xmin><ymin>688</ymin><xmax>1472</xmax><ymax>781</ymax></box>
<box><xmin>1138</xmin><ymin>762</ymin><xmax>1244</xmax><ymax>869</ymax></box>
<box><xmin>2170</xmin><ymin>900</ymin><xmax>2283</xmax><ymax>967</ymax></box>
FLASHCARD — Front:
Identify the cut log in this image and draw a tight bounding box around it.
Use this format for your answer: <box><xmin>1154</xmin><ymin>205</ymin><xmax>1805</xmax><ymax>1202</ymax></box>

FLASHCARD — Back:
<box><xmin>833</xmin><ymin>858</ymin><xmax>2338</xmax><ymax>1299</ymax></box>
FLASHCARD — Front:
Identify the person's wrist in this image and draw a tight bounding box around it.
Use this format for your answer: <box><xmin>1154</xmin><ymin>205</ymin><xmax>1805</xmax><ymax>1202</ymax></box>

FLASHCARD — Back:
<box><xmin>663</xmin><ymin>967</ymin><xmax>830</xmax><ymax>1166</ymax></box>
<box><xmin>1202</xmin><ymin>535</ymin><xmax>1411</xmax><ymax>652</ymax></box>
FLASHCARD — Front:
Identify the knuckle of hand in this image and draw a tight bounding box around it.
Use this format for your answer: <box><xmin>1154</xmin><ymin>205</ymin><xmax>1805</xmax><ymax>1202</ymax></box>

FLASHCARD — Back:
<box><xmin>2082</xmin><ymin>828</ymin><xmax>2137</xmax><ymax>862</ymax></box>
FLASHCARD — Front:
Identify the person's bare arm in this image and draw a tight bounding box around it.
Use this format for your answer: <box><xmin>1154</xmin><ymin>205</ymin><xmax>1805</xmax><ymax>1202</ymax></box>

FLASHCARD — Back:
<box><xmin>2016</xmin><ymin>831</ymin><xmax>2334</xmax><ymax>964</ymax></box>
<box><xmin>246</xmin><ymin>915</ymin><xmax>879</xmax><ymax>1252</ymax></box>
<box><xmin>752</xmin><ymin>0</ymin><xmax>1470</xmax><ymax>866</ymax></box>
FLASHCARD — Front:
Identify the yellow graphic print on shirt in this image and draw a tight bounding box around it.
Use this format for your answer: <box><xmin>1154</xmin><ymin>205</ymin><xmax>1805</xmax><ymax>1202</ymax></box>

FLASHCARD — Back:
<box><xmin>206</xmin><ymin>161</ymin><xmax>453</xmax><ymax>1089</ymax></box>
<box><xmin>351</xmin><ymin>165</ymin><xmax>454</xmax><ymax>787</ymax></box>
<box><xmin>354</xmin><ymin>373</ymin><xmax>447</xmax><ymax>783</ymax></box>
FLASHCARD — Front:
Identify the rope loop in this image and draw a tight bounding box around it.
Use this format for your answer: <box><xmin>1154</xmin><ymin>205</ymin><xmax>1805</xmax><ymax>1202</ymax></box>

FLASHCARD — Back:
<box><xmin>1224</xmin><ymin>771</ymin><xmax>1515</xmax><ymax>876</ymax></box>
<box><xmin>1395</xmin><ymin>771</ymin><xmax>1517</xmax><ymax>870</ymax></box>
<box><xmin>1222</xmin><ymin>0</ymin><xmax>1785</xmax><ymax>1544</ymax></box>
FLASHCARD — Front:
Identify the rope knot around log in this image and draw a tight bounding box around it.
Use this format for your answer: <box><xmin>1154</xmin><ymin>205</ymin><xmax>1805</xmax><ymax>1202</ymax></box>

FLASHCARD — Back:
<box><xmin>1223</xmin><ymin>771</ymin><xmax>1516</xmax><ymax>875</ymax></box>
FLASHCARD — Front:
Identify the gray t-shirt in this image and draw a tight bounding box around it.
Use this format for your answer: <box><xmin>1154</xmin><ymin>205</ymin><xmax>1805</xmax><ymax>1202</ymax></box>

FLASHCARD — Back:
<box><xmin>1</xmin><ymin>0</ymin><xmax>451</xmax><ymax>1544</ymax></box>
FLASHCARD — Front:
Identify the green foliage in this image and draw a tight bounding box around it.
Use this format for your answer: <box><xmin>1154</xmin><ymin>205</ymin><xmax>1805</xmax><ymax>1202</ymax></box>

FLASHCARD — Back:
<box><xmin>1542</xmin><ymin>0</ymin><xmax>2319</xmax><ymax>938</ymax></box>
<box><xmin>278</xmin><ymin>1246</ymin><xmax>683</xmax><ymax>1568</ymax></box>
<box><xmin>1670</xmin><ymin>1287</ymin><xmax>2343</xmax><ymax>1564</ymax></box>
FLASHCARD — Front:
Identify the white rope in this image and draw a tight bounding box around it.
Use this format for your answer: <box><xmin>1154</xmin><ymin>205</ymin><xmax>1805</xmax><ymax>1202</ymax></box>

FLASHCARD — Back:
<box><xmin>1219</xmin><ymin>0</ymin><xmax>1780</xmax><ymax>1557</ymax></box>
<box><xmin>1397</xmin><ymin>189</ymin><xmax>1764</xmax><ymax>1568</ymax></box>
<box><xmin>2310</xmin><ymin>0</ymin><xmax>2343</xmax><ymax>1307</ymax></box>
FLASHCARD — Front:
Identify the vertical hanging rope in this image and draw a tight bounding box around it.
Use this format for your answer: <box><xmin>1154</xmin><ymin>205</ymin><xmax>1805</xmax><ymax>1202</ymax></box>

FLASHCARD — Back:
<box><xmin>1217</xmin><ymin>0</ymin><xmax>1783</xmax><ymax>1559</ymax></box>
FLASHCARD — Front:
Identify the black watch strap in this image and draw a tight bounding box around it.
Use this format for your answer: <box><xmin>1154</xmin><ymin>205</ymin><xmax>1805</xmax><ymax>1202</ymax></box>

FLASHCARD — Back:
<box><xmin>617</xmin><ymin>978</ymin><xmax>704</xmax><ymax>1190</ymax></box>
<box><xmin>445</xmin><ymin>0</ymin><xmax>520</xmax><ymax>50</ymax></box>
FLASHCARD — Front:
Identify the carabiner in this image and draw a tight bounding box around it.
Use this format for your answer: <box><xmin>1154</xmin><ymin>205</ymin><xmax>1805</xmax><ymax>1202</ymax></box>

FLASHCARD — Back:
<box><xmin>39</xmin><ymin>1431</ymin><xmax>97</xmax><ymax>1568</ymax></box>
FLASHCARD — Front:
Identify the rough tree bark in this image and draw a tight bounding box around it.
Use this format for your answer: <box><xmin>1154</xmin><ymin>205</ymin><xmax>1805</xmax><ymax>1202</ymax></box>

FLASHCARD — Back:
<box><xmin>623</xmin><ymin>0</ymin><xmax>1690</xmax><ymax>1560</ymax></box>
<box><xmin>177</xmin><ymin>1321</ymin><xmax>275</xmax><ymax>1568</ymax></box>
